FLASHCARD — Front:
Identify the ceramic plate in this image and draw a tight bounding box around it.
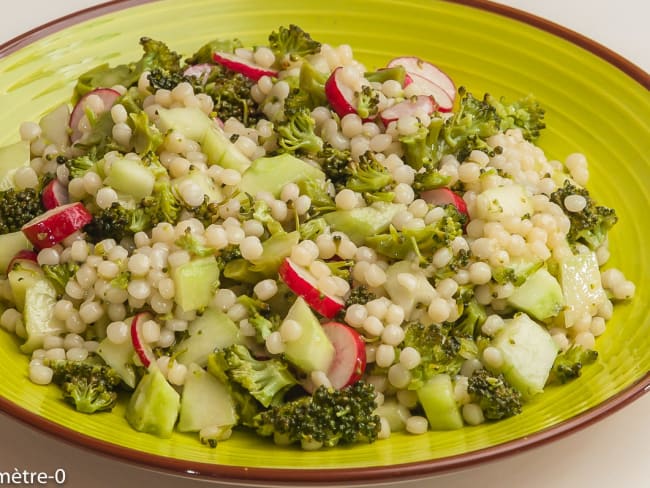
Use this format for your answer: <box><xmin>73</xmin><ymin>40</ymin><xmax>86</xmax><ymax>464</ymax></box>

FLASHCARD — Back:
<box><xmin>0</xmin><ymin>0</ymin><xmax>648</xmax><ymax>484</ymax></box>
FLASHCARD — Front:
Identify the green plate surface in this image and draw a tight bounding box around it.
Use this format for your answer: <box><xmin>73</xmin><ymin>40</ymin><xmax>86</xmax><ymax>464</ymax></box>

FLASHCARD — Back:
<box><xmin>0</xmin><ymin>0</ymin><xmax>648</xmax><ymax>483</ymax></box>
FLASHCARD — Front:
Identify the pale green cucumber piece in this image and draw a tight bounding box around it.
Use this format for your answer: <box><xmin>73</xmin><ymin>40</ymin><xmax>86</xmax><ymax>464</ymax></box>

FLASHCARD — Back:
<box><xmin>374</xmin><ymin>399</ymin><xmax>410</xmax><ymax>432</ymax></box>
<box><xmin>125</xmin><ymin>366</ymin><xmax>180</xmax><ymax>438</ymax></box>
<box><xmin>172</xmin><ymin>170</ymin><xmax>223</xmax><ymax>205</ymax></box>
<box><xmin>323</xmin><ymin>202</ymin><xmax>405</xmax><ymax>246</ymax></box>
<box><xmin>171</xmin><ymin>256</ymin><xmax>220</xmax><ymax>312</ymax></box>
<box><xmin>416</xmin><ymin>374</ymin><xmax>463</xmax><ymax>430</ymax></box>
<box><xmin>559</xmin><ymin>251</ymin><xmax>607</xmax><ymax>328</ymax></box>
<box><xmin>492</xmin><ymin>255</ymin><xmax>543</xmax><ymax>286</ymax></box>
<box><xmin>282</xmin><ymin>297</ymin><xmax>334</xmax><ymax>373</ymax></box>
<box><xmin>491</xmin><ymin>313</ymin><xmax>558</xmax><ymax>399</ymax></box>
<box><xmin>223</xmin><ymin>259</ymin><xmax>265</xmax><ymax>284</ymax></box>
<box><xmin>507</xmin><ymin>268</ymin><xmax>565</xmax><ymax>321</ymax></box>
<box><xmin>178</xmin><ymin>363</ymin><xmax>237</xmax><ymax>433</ymax></box>
<box><xmin>96</xmin><ymin>336</ymin><xmax>137</xmax><ymax>388</ymax></box>
<box><xmin>21</xmin><ymin>278</ymin><xmax>64</xmax><ymax>353</ymax></box>
<box><xmin>474</xmin><ymin>184</ymin><xmax>533</xmax><ymax>222</ymax></box>
<box><xmin>0</xmin><ymin>231</ymin><xmax>32</xmax><ymax>274</ymax></box>
<box><xmin>0</xmin><ymin>140</ymin><xmax>30</xmax><ymax>189</ymax></box>
<box><xmin>175</xmin><ymin>308</ymin><xmax>242</xmax><ymax>367</ymax></box>
<box><xmin>157</xmin><ymin>107</ymin><xmax>212</xmax><ymax>141</ymax></box>
<box><xmin>8</xmin><ymin>264</ymin><xmax>43</xmax><ymax>311</ymax></box>
<box><xmin>383</xmin><ymin>260</ymin><xmax>436</xmax><ymax>318</ymax></box>
<box><xmin>39</xmin><ymin>103</ymin><xmax>70</xmax><ymax>148</ymax></box>
<box><xmin>105</xmin><ymin>157</ymin><xmax>155</xmax><ymax>199</ymax></box>
<box><xmin>202</xmin><ymin>125</ymin><xmax>251</xmax><ymax>173</ymax></box>
<box><xmin>239</xmin><ymin>153</ymin><xmax>325</xmax><ymax>198</ymax></box>
<box><xmin>249</xmin><ymin>231</ymin><xmax>300</xmax><ymax>277</ymax></box>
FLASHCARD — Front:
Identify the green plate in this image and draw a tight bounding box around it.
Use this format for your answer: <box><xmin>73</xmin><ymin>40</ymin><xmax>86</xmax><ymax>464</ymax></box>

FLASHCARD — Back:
<box><xmin>0</xmin><ymin>0</ymin><xmax>648</xmax><ymax>484</ymax></box>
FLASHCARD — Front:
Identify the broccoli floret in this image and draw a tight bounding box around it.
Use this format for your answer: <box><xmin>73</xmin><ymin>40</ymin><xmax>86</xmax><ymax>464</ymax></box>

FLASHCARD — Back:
<box><xmin>268</xmin><ymin>24</ymin><xmax>321</xmax><ymax>68</ymax></box>
<box><xmin>412</xmin><ymin>167</ymin><xmax>451</xmax><ymax>193</ymax></box>
<box><xmin>65</xmin><ymin>154</ymin><xmax>97</xmax><ymax>179</ymax></box>
<box><xmin>355</xmin><ymin>85</ymin><xmax>380</xmax><ymax>120</ymax></box>
<box><xmin>175</xmin><ymin>229</ymin><xmax>216</xmax><ymax>257</ymax></box>
<box><xmin>345</xmin><ymin>285</ymin><xmax>376</xmax><ymax>307</ymax></box>
<box><xmin>238</xmin><ymin>198</ymin><xmax>284</xmax><ymax>235</ymax></box>
<box><xmin>547</xmin><ymin>344</ymin><xmax>598</xmax><ymax>385</ymax></box>
<box><xmin>345</xmin><ymin>151</ymin><xmax>393</xmax><ymax>194</ymax></box>
<box><xmin>317</xmin><ymin>144</ymin><xmax>354</xmax><ymax>185</ymax></box>
<box><xmin>42</xmin><ymin>263</ymin><xmax>80</xmax><ymax>296</ymax></box>
<box><xmin>451</xmin><ymin>298</ymin><xmax>486</xmax><ymax>338</ymax></box>
<box><xmin>549</xmin><ymin>180</ymin><xmax>618</xmax><ymax>251</ymax></box>
<box><xmin>275</xmin><ymin>95</ymin><xmax>323</xmax><ymax>155</ymax></box>
<box><xmin>147</xmin><ymin>68</ymin><xmax>188</xmax><ymax>91</ymax></box>
<box><xmin>46</xmin><ymin>359</ymin><xmax>122</xmax><ymax>414</ymax></box>
<box><xmin>253</xmin><ymin>381</ymin><xmax>380</xmax><ymax>449</ymax></box>
<box><xmin>0</xmin><ymin>187</ymin><xmax>44</xmax><ymax>234</ymax></box>
<box><xmin>210</xmin><ymin>344</ymin><xmax>297</xmax><ymax>408</ymax></box>
<box><xmin>486</xmin><ymin>93</ymin><xmax>546</xmax><ymax>142</ymax></box>
<box><xmin>184</xmin><ymin>195</ymin><xmax>221</xmax><ymax>228</ymax></box>
<box><xmin>84</xmin><ymin>202</ymin><xmax>136</xmax><ymax>243</ymax></box>
<box><xmin>467</xmin><ymin>368</ymin><xmax>523</xmax><ymax>420</ymax></box>
<box><xmin>325</xmin><ymin>259</ymin><xmax>354</xmax><ymax>280</ymax></box>
<box><xmin>129</xmin><ymin>112</ymin><xmax>164</xmax><ymax>155</ymax></box>
<box><xmin>298</xmin><ymin>217</ymin><xmax>328</xmax><ymax>241</ymax></box>
<box><xmin>237</xmin><ymin>295</ymin><xmax>280</xmax><ymax>343</ymax></box>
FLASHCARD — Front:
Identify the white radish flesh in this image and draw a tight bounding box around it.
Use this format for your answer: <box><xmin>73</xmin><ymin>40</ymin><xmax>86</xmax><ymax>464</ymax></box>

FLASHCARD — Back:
<box><xmin>69</xmin><ymin>88</ymin><xmax>121</xmax><ymax>143</ymax></box>
<box><xmin>380</xmin><ymin>95</ymin><xmax>437</xmax><ymax>125</ymax></box>
<box><xmin>387</xmin><ymin>56</ymin><xmax>456</xmax><ymax>100</ymax></box>
<box><xmin>406</xmin><ymin>73</ymin><xmax>453</xmax><ymax>112</ymax></box>
<box><xmin>322</xmin><ymin>321</ymin><xmax>366</xmax><ymax>389</ymax></box>
<box><xmin>324</xmin><ymin>66</ymin><xmax>359</xmax><ymax>119</ymax></box>
<box><xmin>41</xmin><ymin>178</ymin><xmax>69</xmax><ymax>210</ymax></box>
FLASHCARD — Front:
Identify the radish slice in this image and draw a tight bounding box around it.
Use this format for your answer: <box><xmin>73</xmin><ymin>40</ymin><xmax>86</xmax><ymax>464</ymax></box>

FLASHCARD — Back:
<box><xmin>278</xmin><ymin>258</ymin><xmax>345</xmax><ymax>319</ymax></box>
<box><xmin>387</xmin><ymin>56</ymin><xmax>456</xmax><ymax>100</ymax></box>
<box><xmin>41</xmin><ymin>178</ymin><xmax>69</xmax><ymax>210</ymax></box>
<box><xmin>130</xmin><ymin>312</ymin><xmax>156</xmax><ymax>368</ymax></box>
<box><xmin>6</xmin><ymin>249</ymin><xmax>38</xmax><ymax>274</ymax></box>
<box><xmin>405</xmin><ymin>73</ymin><xmax>453</xmax><ymax>112</ymax></box>
<box><xmin>380</xmin><ymin>95</ymin><xmax>437</xmax><ymax>125</ymax></box>
<box><xmin>21</xmin><ymin>202</ymin><xmax>93</xmax><ymax>249</ymax></box>
<box><xmin>183</xmin><ymin>63</ymin><xmax>213</xmax><ymax>83</ymax></box>
<box><xmin>420</xmin><ymin>187</ymin><xmax>469</xmax><ymax>218</ymax></box>
<box><xmin>324</xmin><ymin>67</ymin><xmax>358</xmax><ymax>119</ymax></box>
<box><xmin>403</xmin><ymin>73</ymin><xmax>414</xmax><ymax>87</ymax></box>
<box><xmin>69</xmin><ymin>88</ymin><xmax>121</xmax><ymax>143</ymax></box>
<box><xmin>322</xmin><ymin>322</ymin><xmax>366</xmax><ymax>389</ymax></box>
<box><xmin>212</xmin><ymin>52</ymin><xmax>278</xmax><ymax>81</ymax></box>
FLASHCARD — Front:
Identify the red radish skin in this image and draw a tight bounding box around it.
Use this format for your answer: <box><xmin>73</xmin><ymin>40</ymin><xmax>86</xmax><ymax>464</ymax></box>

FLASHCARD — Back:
<box><xmin>69</xmin><ymin>88</ymin><xmax>121</xmax><ymax>143</ymax></box>
<box><xmin>420</xmin><ymin>187</ymin><xmax>469</xmax><ymax>218</ymax></box>
<box><xmin>324</xmin><ymin>67</ymin><xmax>359</xmax><ymax>119</ymax></box>
<box><xmin>380</xmin><ymin>95</ymin><xmax>437</xmax><ymax>125</ymax></box>
<box><xmin>41</xmin><ymin>178</ymin><xmax>69</xmax><ymax>210</ymax></box>
<box><xmin>278</xmin><ymin>258</ymin><xmax>345</xmax><ymax>319</ymax></box>
<box><xmin>403</xmin><ymin>73</ymin><xmax>414</xmax><ymax>87</ymax></box>
<box><xmin>130</xmin><ymin>313</ymin><xmax>156</xmax><ymax>368</ymax></box>
<box><xmin>322</xmin><ymin>322</ymin><xmax>366</xmax><ymax>389</ymax></box>
<box><xmin>5</xmin><ymin>249</ymin><xmax>38</xmax><ymax>274</ymax></box>
<box><xmin>212</xmin><ymin>52</ymin><xmax>278</xmax><ymax>81</ymax></box>
<box><xmin>387</xmin><ymin>56</ymin><xmax>456</xmax><ymax>100</ymax></box>
<box><xmin>406</xmin><ymin>73</ymin><xmax>453</xmax><ymax>112</ymax></box>
<box><xmin>21</xmin><ymin>202</ymin><xmax>93</xmax><ymax>249</ymax></box>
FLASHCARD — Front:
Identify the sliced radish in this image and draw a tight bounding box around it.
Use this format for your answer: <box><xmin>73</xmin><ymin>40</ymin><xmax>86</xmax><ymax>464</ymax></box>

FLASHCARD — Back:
<box><xmin>183</xmin><ymin>63</ymin><xmax>213</xmax><ymax>83</ymax></box>
<box><xmin>130</xmin><ymin>312</ymin><xmax>156</xmax><ymax>368</ymax></box>
<box><xmin>380</xmin><ymin>95</ymin><xmax>437</xmax><ymax>125</ymax></box>
<box><xmin>420</xmin><ymin>187</ymin><xmax>469</xmax><ymax>218</ymax></box>
<box><xmin>21</xmin><ymin>202</ymin><xmax>93</xmax><ymax>249</ymax></box>
<box><xmin>325</xmin><ymin>67</ymin><xmax>358</xmax><ymax>119</ymax></box>
<box><xmin>6</xmin><ymin>249</ymin><xmax>38</xmax><ymax>274</ymax></box>
<box><xmin>403</xmin><ymin>72</ymin><xmax>414</xmax><ymax>87</ymax></box>
<box><xmin>387</xmin><ymin>56</ymin><xmax>456</xmax><ymax>100</ymax></box>
<box><xmin>322</xmin><ymin>322</ymin><xmax>366</xmax><ymax>389</ymax></box>
<box><xmin>212</xmin><ymin>52</ymin><xmax>278</xmax><ymax>81</ymax></box>
<box><xmin>405</xmin><ymin>73</ymin><xmax>453</xmax><ymax>112</ymax></box>
<box><xmin>278</xmin><ymin>258</ymin><xmax>345</xmax><ymax>319</ymax></box>
<box><xmin>69</xmin><ymin>88</ymin><xmax>121</xmax><ymax>143</ymax></box>
<box><xmin>41</xmin><ymin>178</ymin><xmax>69</xmax><ymax>210</ymax></box>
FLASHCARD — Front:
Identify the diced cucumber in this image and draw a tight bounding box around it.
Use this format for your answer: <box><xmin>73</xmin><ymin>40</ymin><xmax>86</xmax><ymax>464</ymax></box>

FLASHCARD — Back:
<box><xmin>171</xmin><ymin>256</ymin><xmax>220</xmax><ymax>312</ymax></box>
<box><xmin>39</xmin><ymin>103</ymin><xmax>71</xmax><ymax>149</ymax></box>
<box><xmin>223</xmin><ymin>259</ymin><xmax>266</xmax><ymax>284</ymax></box>
<box><xmin>175</xmin><ymin>307</ymin><xmax>242</xmax><ymax>367</ymax></box>
<box><xmin>416</xmin><ymin>374</ymin><xmax>463</xmax><ymax>430</ymax></box>
<box><xmin>0</xmin><ymin>140</ymin><xmax>30</xmax><ymax>189</ymax></box>
<box><xmin>125</xmin><ymin>366</ymin><xmax>180</xmax><ymax>438</ymax></box>
<box><xmin>384</xmin><ymin>260</ymin><xmax>436</xmax><ymax>319</ymax></box>
<box><xmin>474</xmin><ymin>184</ymin><xmax>533</xmax><ymax>222</ymax></box>
<box><xmin>21</xmin><ymin>278</ymin><xmax>64</xmax><ymax>353</ymax></box>
<box><xmin>105</xmin><ymin>157</ymin><xmax>155</xmax><ymax>199</ymax></box>
<box><xmin>8</xmin><ymin>264</ymin><xmax>43</xmax><ymax>311</ymax></box>
<box><xmin>157</xmin><ymin>107</ymin><xmax>212</xmax><ymax>141</ymax></box>
<box><xmin>324</xmin><ymin>202</ymin><xmax>405</xmax><ymax>246</ymax></box>
<box><xmin>202</xmin><ymin>125</ymin><xmax>251</xmax><ymax>173</ymax></box>
<box><xmin>248</xmin><ymin>231</ymin><xmax>300</xmax><ymax>277</ymax></box>
<box><xmin>374</xmin><ymin>399</ymin><xmax>410</xmax><ymax>432</ymax></box>
<box><xmin>172</xmin><ymin>170</ymin><xmax>223</xmax><ymax>205</ymax></box>
<box><xmin>282</xmin><ymin>297</ymin><xmax>335</xmax><ymax>373</ymax></box>
<box><xmin>490</xmin><ymin>313</ymin><xmax>558</xmax><ymax>399</ymax></box>
<box><xmin>492</xmin><ymin>255</ymin><xmax>543</xmax><ymax>286</ymax></box>
<box><xmin>0</xmin><ymin>231</ymin><xmax>32</xmax><ymax>275</ymax></box>
<box><xmin>559</xmin><ymin>251</ymin><xmax>607</xmax><ymax>328</ymax></box>
<box><xmin>178</xmin><ymin>363</ymin><xmax>237</xmax><ymax>433</ymax></box>
<box><xmin>96</xmin><ymin>336</ymin><xmax>137</xmax><ymax>388</ymax></box>
<box><xmin>239</xmin><ymin>153</ymin><xmax>326</xmax><ymax>198</ymax></box>
<box><xmin>507</xmin><ymin>268</ymin><xmax>564</xmax><ymax>321</ymax></box>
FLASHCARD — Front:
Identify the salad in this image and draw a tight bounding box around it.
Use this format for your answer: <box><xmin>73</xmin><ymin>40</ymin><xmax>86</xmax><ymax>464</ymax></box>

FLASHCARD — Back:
<box><xmin>0</xmin><ymin>25</ymin><xmax>635</xmax><ymax>450</ymax></box>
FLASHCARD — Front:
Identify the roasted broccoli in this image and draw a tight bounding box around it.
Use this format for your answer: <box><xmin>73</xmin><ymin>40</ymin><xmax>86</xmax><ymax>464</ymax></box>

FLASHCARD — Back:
<box><xmin>84</xmin><ymin>202</ymin><xmax>140</xmax><ymax>243</ymax></box>
<box><xmin>64</xmin><ymin>154</ymin><xmax>98</xmax><ymax>180</ymax></box>
<box><xmin>42</xmin><ymin>263</ymin><xmax>80</xmax><ymax>296</ymax></box>
<box><xmin>486</xmin><ymin>93</ymin><xmax>546</xmax><ymax>142</ymax></box>
<box><xmin>147</xmin><ymin>68</ymin><xmax>188</xmax><ymax>91</ymax></box>
<box><xmin>252</xmin><ymin>381</ymin><xmax>380</xmax><ymax>449</ymax></box>
<box><xmin>345</xmin><ymin>285</ymin><xmax>377</xmax><ymax>307</ymax></box>
<box><xmin>317</xmin><ymin>144</ymin><xmax>354</xmax><ymax>184</ymax></box>
<box><xmin>467</xmin><ymin>368</ymin><xmax>523</xmax><ymax>420</ymax></box>
<box><xmin>209</xmin><ymin>344</ymin><xmax>297</xmax><ymax>408</ymax></box>
<box><xmin>451</xmin><ymin>297</ymin><xmax>486</xmax><ymax>339</ymax></box>
<box><xmin>268</xmin><ymin>24</ymin><xmax>321</xmax><ymax>67</ymax></box>
<box><xmin>275</xmin><ymin>95</ymin><xmax>324</xmax><ymax>155</ymax></box>
<box><xmin>237</xmin><ymin>295</ymin><xmax>280</xmax><ymax>343</ymax></box>
<box><xmin>0</xmin><ymin>187</ymin><xmax>44</xmax><ymax>234</ymax></box>
<box><xmin>549</xmin><ymin>180</ymin><xmax>617</xmax><ymax>251</ymax></box>
<box><xmin>547</xmin><ymin>344</ymin><xmax>598</xmax><ymax>385</ymax></box>
<box><xmin>345</xmin><ymin>151</ymin><xmax>393</xmax><ymax>194</ymax></box>
<box><xmin>355</xmin><ymin>85</ymin><xmax>380</xmax><ymax>120</ymax></box>
<box><xmin>46</xmin><ymin>359</ymin><xmax>122</xmax><ymax>414</ymax></box>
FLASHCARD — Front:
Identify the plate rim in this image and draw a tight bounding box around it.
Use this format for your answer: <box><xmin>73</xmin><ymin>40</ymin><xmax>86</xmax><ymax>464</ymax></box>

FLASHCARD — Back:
<box><xmin>0</xmin><ymin>0</ymin><xmax>648</xmax><ymax>484</ymax></box>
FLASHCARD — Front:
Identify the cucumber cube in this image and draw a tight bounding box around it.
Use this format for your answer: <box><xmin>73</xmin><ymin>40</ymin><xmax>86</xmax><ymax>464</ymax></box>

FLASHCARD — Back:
<box><xmin>507</xmin><ymin>268</ymin><xmax>564</xmax><ymax>321</ymax></box>
<box><xmin>126</xmin><ymin>366</ymin><xmax>180</xmax><ymax>438</ymax></box>
<box><xmin>417</xmin><ymin>374</ymin><xmax>463</xmax><ymax>430</ymax></box>
<box><xmin>171</xmin><ymin>257</ymin><xmax>220</xmax><ymax>312</ymax></box>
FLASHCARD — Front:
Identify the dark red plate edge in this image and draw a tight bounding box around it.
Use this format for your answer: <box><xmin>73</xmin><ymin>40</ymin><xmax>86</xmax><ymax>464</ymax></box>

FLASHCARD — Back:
<box><xmin>0</xmin><ymin>0</ymin><xmax>648</xmax><ymax>484</ymax></box>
